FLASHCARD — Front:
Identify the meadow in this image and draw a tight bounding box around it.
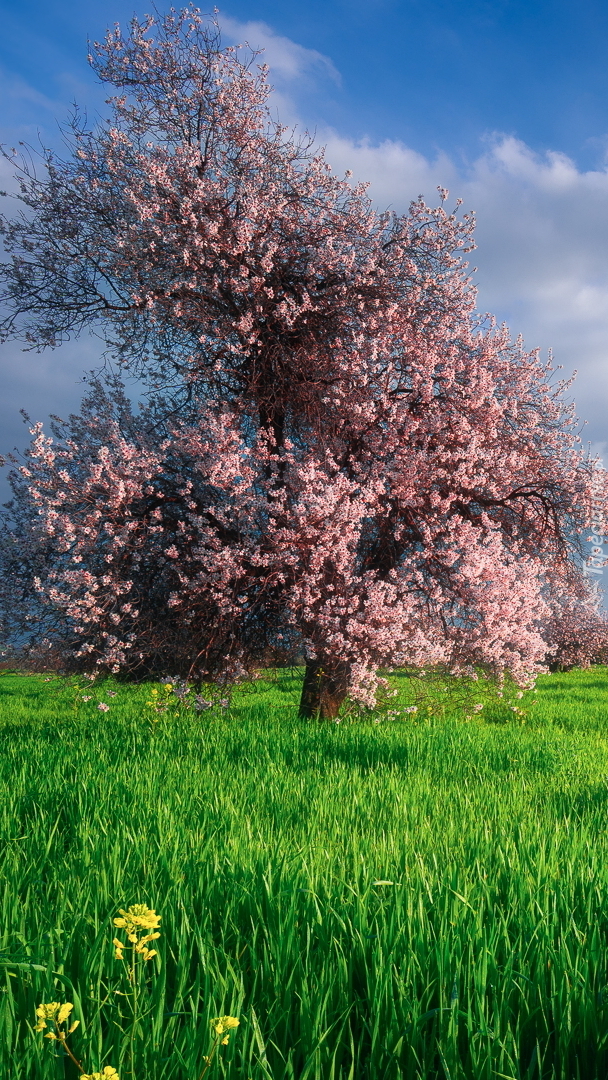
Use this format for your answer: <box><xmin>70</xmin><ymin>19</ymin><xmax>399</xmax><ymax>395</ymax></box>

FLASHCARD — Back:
<box><xmin>1</xmin><ymin>667</ymin><xmax>608</xmax><ymax>1079</ymax></box>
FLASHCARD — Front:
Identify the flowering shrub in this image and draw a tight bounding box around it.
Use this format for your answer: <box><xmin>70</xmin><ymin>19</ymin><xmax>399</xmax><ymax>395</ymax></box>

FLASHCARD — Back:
<box><xmin>544</xmin><ymin>595</ymin><xmax>608</xmax><ymax>670</ymax></box>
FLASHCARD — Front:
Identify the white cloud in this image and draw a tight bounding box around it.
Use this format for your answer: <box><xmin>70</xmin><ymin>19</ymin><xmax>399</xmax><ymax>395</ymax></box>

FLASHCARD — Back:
<box><xmin>217</xmin><ymin>14</ymin><xmax>341</xmax><ymax>131</ymax></box>
<box><xmin>219</xmin><ymin>15</ymin><xmax>340</xmax><ymax>86</ymax></box>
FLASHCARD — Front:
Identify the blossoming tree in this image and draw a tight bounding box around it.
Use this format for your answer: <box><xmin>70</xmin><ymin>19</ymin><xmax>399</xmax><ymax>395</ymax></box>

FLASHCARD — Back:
<box><xmin>0</xmin><ymin>7</ymin><xmax>606</xmax><ymax>716</ymax></box>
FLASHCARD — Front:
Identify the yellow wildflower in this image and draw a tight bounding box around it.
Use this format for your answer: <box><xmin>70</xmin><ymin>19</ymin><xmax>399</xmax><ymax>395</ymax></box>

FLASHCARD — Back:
<box><xmin>134</xmin><ymin>942</ymin><xmax>157</xmax><ymax>960</ymax></box>
<box><xmin>211</xmin><ymin>1016</ymin><xmax>240</xmax><ymax>1035</ymax></box>
<box><xmin>35</xmin><ymin>1002</ymin><xmax>61</xmax><ymax>1025</ymax></box>
<box><xmin>35</xmin><ymin>1000</ymin><xmax>80</xmax><ymax>1040</ymax></box>
<box><xmin>35</xmin><ymin>1001</ymin><xmax>74</xmax><ymax>1031</ymax></box>
<box><xmin>113</xmin><ymin>904</ymin><xmax>161</xmax><ymax>965</ymax></box>
<box><xmin>113</xmin><ymin>904</ymin><xmax>161</xmax><ymax>934</ymax></box>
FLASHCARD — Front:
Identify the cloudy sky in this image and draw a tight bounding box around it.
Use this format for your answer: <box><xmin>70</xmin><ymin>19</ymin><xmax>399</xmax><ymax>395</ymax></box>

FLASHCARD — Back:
<box><xmin>1</xmin><ymin>0</ymin><xmax>608</xmax><ymax>474</ymax></box>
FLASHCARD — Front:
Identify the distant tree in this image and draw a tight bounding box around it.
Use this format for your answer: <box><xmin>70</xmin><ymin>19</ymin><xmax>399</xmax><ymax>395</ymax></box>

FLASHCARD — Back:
<box><xmin>0</xmin><ymin>8</ymin><xmax>605</xmax><ymax>716</ymax></box>
<box><xmin>543</xmin><ymin>581</ymin><xmax>608</xmax><ymax>671</ymax></box>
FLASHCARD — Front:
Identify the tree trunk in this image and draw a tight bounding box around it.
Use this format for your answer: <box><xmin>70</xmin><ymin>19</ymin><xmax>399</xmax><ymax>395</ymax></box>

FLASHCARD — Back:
<box><xmin>298</xmin><ymin>659</ymin><xmax>349</xmax><ymax>719</ymax></box>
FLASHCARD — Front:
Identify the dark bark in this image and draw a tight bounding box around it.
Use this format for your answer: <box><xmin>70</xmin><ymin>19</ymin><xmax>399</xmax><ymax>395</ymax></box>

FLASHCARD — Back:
<box><xmin>298</xmin><ymin>659</ymin><xmax>349</xmax><ymax>719</ymax></box>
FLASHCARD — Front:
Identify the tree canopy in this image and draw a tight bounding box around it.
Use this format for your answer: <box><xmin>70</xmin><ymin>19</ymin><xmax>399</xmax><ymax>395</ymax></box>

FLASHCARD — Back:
<box><xmin>0</xmin><ymin>7</ymin><xmax>605</xmax><ymax>716</ymax></box>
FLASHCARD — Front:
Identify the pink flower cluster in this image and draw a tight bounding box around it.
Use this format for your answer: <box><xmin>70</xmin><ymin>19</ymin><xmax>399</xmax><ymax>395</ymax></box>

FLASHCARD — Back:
<box><xmin>5</xmin><ymin>361</ymin><xmax>603</xmax><ymax>707</ymax></box>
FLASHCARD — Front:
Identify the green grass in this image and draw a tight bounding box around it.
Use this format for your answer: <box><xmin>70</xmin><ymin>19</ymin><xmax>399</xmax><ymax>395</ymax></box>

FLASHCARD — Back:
<box><xmin>0</xmin><ymin>667</ymin><xmax>608</xmax><ymax>1078</ymax></box>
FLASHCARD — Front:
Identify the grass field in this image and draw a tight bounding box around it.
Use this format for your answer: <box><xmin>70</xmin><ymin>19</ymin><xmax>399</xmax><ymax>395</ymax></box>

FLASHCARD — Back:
<box><xmin>1</xmin><ymin>667</ymin><xmax>608</xmax><ymax>1079</ymax></box>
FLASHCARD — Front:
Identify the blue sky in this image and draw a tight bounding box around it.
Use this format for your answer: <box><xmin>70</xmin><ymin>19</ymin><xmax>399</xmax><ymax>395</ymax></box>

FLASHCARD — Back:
<box><xmin>3</xmin><ymin>0</ymin><xmax>608</xmax><ymax>169</ymax></box>
<box><xmin>1</xmin><ymin>0</ymin><xmax>608</xmax><ymax>470</ymax></box>
<box><xmin>197</xmin><ymin>0</ymin><xmax>608</xmax><ymax>172</ymax></box>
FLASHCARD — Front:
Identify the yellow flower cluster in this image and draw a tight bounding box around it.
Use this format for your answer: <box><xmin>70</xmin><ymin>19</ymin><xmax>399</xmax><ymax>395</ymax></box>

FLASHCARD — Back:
<box><xmin>82</xmin><ymin>1068</ymin><xmax>120</xmax><ymax>1080</ymax></box>
<box><xmin>145</xmin><ymin>684</ymin><xmax>174</xmax><ymax>715</ymax></box>
<box><xmin>34</xmin><ymin>1001</ymin><xmax>79</xmax><ymax>1037</ymax></box>
<box><xmin>211</xmin><ymin>1015</ymin><xmax>240</xmax><ymax>1044</ymax></box>
<box><xmin>114</xmin><ymin>902</ymin><xmax>161</xmax><ymax>934</ymax></box>
<box><xmin>113</xmin><ymin>903</ymin><xmax>161</xmax><ymax>961</ymax></box>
